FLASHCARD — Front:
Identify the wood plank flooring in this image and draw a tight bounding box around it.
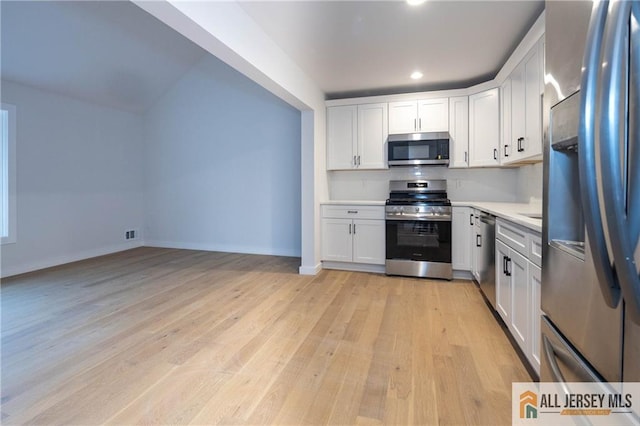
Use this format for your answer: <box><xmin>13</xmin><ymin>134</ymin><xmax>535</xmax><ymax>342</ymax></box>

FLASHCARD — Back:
<box><xmin>1</xmin><ymin>247</ymin><xmax>530</xmax><ymax>425</ymax></box>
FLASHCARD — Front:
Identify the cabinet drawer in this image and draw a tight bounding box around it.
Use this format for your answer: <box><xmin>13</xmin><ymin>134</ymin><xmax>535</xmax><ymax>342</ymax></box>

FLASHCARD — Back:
<box><xmin>496</xmin><ymin>219</ymin><xmax>528</xmax><ymax>257</ymax></box>
<box><xmin>528</xmin><ymin>232</ymin><xmax>542</xmax><ymax>268</ymax></box>
<box><xmin>321</xmin><ymin>205</ymin><xmax>384</xmax><ymax>220</ymax></box>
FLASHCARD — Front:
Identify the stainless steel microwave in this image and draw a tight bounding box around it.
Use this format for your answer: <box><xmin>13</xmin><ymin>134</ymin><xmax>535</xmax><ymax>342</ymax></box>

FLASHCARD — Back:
<box><xmin>387</xmin><ymin>132</ymin><xmax>450</xmax><ymax>166</ymax></box>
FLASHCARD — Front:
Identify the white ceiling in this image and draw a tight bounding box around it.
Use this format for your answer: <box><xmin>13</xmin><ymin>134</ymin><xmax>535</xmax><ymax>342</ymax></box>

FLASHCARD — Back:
<box><xmin>1</xmin><ymin>1</ymin><xmax>544</xmax><ymax>111</ymax></box>
<box><xmin>238</xmin><ymin>0</ymin><xmax>545</xmax><ymax>99</ymax></box>
<box><xmin>0</xmin><ymin>1</ymin><xmax>206</xmax><ymax>113</ymax></box>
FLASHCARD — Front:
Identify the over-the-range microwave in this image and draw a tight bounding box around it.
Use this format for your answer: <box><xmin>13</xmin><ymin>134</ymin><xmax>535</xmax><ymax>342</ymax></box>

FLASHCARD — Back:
<box><xmin>387</xmin><ymin>132</ymin><xmax>450</xmax><ymax>166</ymax></box>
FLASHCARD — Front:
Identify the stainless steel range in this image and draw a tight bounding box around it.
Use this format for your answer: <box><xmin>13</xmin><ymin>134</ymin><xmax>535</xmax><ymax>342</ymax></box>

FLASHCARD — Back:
<box><xmin>385</xmin><ymin>179</ymin><xmax>452</xmax><ymax>280</ymax></box>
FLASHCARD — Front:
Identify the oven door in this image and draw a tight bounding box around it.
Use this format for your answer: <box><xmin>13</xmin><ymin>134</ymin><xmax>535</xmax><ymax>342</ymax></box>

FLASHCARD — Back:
<box><xmin>386</xmin><ymin>218</ymin><xmax>452</xmax><ymax>279</ymax></box>
<box><xmin>386</xmin><ymin>218</ymin><xmax>452</xmax><ymax>262</ymax></box>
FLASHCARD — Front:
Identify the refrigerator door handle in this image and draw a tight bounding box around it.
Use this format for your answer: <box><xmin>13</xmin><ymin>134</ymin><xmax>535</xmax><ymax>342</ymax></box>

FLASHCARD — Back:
<box><xmin>578</xmin><ymin>0</ymin><xmax>621</xmax><ymax>309</ymax></box>
<box><xmin>599</xmin><ymin>0</ymin><xmax>640</xmax><ymax>324</ymax></box>
<box><xmin>542</xmin><ymin>334</ymin><xmax>569</xmax><ymax>384</ymax></box>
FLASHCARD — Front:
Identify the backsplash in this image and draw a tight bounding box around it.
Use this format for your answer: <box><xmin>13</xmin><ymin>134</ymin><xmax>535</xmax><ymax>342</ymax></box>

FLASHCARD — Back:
<box><xmin>328</xmin><ymin>166</ymin><xmax>522</xmax><ymax>202</ymax></box>
<box><xmin>516</xmin><ymin>163</ymin><xmax>543</xmax><ymax>203</ymax></box>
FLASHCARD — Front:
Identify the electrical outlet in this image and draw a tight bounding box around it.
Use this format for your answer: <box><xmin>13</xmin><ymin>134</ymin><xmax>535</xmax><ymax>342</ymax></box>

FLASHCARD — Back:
<box><xmin>124</xmin><ymin>228</ymin><xmax>140</xmax><ymax>241</ymax></box>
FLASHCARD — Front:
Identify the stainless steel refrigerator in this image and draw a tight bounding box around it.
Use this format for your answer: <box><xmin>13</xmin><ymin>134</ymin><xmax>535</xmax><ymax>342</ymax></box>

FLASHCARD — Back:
<box><xmin>542</xmin><ymin>0</ymin><xmax>640</xmax><ymax>384</ymax></box>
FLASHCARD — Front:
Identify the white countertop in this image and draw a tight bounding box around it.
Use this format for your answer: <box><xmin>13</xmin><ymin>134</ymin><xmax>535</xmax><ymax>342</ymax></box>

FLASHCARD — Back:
<box><xmin>452</xmin><ymin>201</ymin><xmax>542</xmax><ymax>233</ymax></box>
<box><xmin>320</xmin><ymin>200</ymin><xmax>386</xmax><ymax>206</ymax></box>
<box><xmin>321</xmin><ymin>200</ymin><xmax>543</xmax><ymax>232</ymax></box>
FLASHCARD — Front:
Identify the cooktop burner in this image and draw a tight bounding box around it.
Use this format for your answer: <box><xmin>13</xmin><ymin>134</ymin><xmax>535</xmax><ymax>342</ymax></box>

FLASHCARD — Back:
<box><xmin>386</xmin><ymin>179</ymin><xmax>450</xmax><ymax>206</ymax></box>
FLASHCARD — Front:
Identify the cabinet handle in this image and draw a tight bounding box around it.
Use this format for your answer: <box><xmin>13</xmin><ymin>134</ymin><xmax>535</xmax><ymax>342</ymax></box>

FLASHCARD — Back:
<box><xmin>493</xmin><ymin>148</ymin><xmax>498</xmax><ymax>160</ymax></box>
<box><xmin>476</xmin><ymin>234</ymin><xmax>482</xmax><ymax>247</ymax></box>
<box><xmin>353</xmin><ymin>155</ymin><xmax>357</xmax><ymax>166</ymax></box>
<box><xmin>464</xmin><ymin>151</ymin><xmax>468</xmax><ymax>163</ymax></box>
<box><xmin>517</xmin><ymin>137</ymin><xmax>525</xmax><ymax>152</ymax></box>
<box><xmin>469</xmin><ymin>213</ymin><xmax>474</xmax><ymax>225</ymax></box>
<box><xmin>506</xmin><ymin>257</ymin><xmax>512</xmax><ymax>276</ymax></box>
<box><xmin>418</xmin><ymin>118</ymin><xmax>422</xmax><ymax>130</ymax></box>
<box><xmin>503</xmin><ymin>256</ymin><xmax>508</xmax><ymax>275</ymax></box>
<box><xmin>349</xmin><ymin>223</ymin><xmax>352</xmax><ymax>234</ymax></box>
<box><xmin>353</xmin><ymin>223</ymin><xmax>356</xmax><ymax>234</ymax></box>
<box><xmin>347</xmin><ymin>210</ymin><xmax>358</xmax><ymax>214</ymax></box>
<box><xmin>357</xmin><ymin>155</ymin><xmax>361</xmax><ymax>166</ymax></box>
<box><xmin>504</xmin><ymin>144</ymin><xmax>509</xmax><ymax>157</ymax></box>
<box><xmin>414</xmin><ymin>118</ymin><xmax>417</xmax><ymax>131</ymax></box>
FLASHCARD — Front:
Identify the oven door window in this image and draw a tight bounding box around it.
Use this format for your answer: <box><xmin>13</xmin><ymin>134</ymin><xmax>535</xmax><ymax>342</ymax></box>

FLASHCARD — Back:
<box><xmin>386</xmin><ymin>220</ymin><xmax>452</xmax><ymax>263</ymax></box>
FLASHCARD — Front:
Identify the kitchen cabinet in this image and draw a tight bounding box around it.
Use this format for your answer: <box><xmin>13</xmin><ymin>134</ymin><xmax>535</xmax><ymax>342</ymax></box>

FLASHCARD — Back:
<box><xmin>502</xmin><ymin>37</ymin><xmax>544</xmax><ymax>164</ymax></box>
<box><xmin>495</xmin><ymin>218</ymin><xmax>541</xmax><ymax>375</ymax></box>
<box><xmin>326</xmin><ymin>103</ymin><xmax>388</xmax><ymax>170</ymax></box>
<box><xmin>452</xmin><ymin>206</ymin><xmax>473</xmax><ymax>270</ymax></box>
<box><xmin>468</xmin><ymin>88</ymin><xmax>500</xmax><ymax>167</ymax></box>
<box><xmin>388</xmin><ymin>98</ymin><xmax>448</xmax><ymax>134</ymax></box>
<box><xmin>321</xmin><ymin>204</ymin><xmax>385</xmax><ymax>267</ymax></box>
<box><xmin>500</xmin><ymin>78</ymin><xmax>512</xmax><ymax>163</ymax></box>
<box><xmin>448</xmin><ymin>96</ymin><xmax>469</xmax><ymax>168</ymax></box>
<box><xmin>528</xmin><ymin>263</ymin><xmax>542</xmax><ymax>373</ymax></box>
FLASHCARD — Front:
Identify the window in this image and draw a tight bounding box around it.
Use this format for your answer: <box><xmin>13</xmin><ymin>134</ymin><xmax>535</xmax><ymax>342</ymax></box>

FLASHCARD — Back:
<box><xmin>1</xmin><ymin>103</ymin><xmax>16</xmax><ymax>244</ymax></box>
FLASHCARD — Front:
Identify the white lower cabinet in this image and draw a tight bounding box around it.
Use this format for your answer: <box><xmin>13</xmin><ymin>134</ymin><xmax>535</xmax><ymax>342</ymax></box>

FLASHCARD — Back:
<box><xmin>495</xmin><ymin>218</ymin><xmax>541</xmax><ymax>375</ymax></box>
<box><xmin>452</xmin><ymin>206</ymin><xmax>473</xmax><ymax>270</ymax></box>
<box><xmin>321</xmin><ymin>204</ymin><xmax>385</xmax><ymax>269</ymax></box>
<box><xmin>496</xmin><ymin>239</ymin><xmax>512</xmax><ymax>322</ymax></box>
<box><xmin>528</xmin><ymin>263</ymin><xmax>542</xmax><ymax>373</ymax></box>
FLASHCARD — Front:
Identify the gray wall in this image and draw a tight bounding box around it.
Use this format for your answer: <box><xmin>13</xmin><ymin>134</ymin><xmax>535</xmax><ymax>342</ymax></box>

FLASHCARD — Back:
<box><xmin>143</xmin><ymin>56</ymin><xmax>302</xmax><ymax>257</ymax></box>
<box><xmin>0</xmin><ymin>80</ymin><xmax>145</xmax><ymax>277</ymax></box>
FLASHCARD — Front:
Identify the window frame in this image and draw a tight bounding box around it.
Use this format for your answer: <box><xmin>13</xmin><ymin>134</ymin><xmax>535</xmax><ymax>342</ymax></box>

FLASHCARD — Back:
<box><xmin>1</xmin><ymin>103</ymin><xmax>17</xmax><ymax>245</ymax></box>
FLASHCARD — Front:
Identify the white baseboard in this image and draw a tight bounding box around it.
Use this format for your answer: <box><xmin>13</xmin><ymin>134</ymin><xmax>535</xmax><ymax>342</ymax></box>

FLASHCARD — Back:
<box><xmin>299</xmin><ymin>263</ymin><xmax>322</xmax><ymax>275</ymax></box>
<box><xmin>145</xmin><ymin>240</ymin><xmax>301</xmax><ymax>258</ymax></box>
<box><xmin>1</xmin><ymin>241</ymin><xmax>145</xmax><ymax>278</ymax></box>
<box><xmin>322</xmin><ymin>261</ymin><xmax>386</xmax><ymax>274</ymax></box>
<box><xmin>453</xmin><ymin>270</ymin><xmax>473</xmax><ymax>280</ymax></box>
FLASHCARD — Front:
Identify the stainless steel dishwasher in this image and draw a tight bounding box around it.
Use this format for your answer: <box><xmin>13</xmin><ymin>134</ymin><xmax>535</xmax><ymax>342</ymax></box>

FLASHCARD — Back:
<box><xmin>475</xmin><ymin>213</ymin><xmax>496</xmax><ymax>309</ymax></box>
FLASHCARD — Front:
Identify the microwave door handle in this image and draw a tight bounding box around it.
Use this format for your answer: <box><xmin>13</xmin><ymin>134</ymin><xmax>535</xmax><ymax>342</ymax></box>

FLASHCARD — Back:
<box><xmin>599</xmin><ymin>0</ymin><xmax>640</xmax><ymax>324</ymax></box>
<box><xmin>578</xmin><ymin>0</ymin><xmax>621</xmax><ymax>309</ymax></box>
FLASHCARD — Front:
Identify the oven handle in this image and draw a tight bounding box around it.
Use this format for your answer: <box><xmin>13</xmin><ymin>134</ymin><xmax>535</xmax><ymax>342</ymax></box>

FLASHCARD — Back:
<box><xmin>385</xmin><ymin>214</ymin><xmax>451</xmax><ymax>222</ymax></box>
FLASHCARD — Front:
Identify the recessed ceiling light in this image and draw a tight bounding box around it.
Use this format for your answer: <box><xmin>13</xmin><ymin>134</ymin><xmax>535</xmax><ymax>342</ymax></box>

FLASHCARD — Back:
<box><xmin>407</xmin><ymin>0</ymin><xmax>427</xmax><ymax>6</ymax></box>
<box><xmin>410</xmin><ymin>71</ymin><xmax>424</xmax><ymax>80</ymax></box>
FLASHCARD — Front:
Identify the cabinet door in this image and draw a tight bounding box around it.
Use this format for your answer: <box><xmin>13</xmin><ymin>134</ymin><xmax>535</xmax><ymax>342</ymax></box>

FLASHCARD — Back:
<box><xmin>452</xmin><ymin>207</ymin><xmax>472</xmax><ymax>270</ymax></box>
<box><xmin>500</xmin><ymin>78</ymin><xmax>513</xmax><ymax>162</ymax></box>
<box><xmin>448</xmin><ymin>96</ymin><xmax>469</xmax><ymax>168</ymax></box>
<box><xmin>509</xmin><ymin>249</ymin><xmax>530</xmax><ymax>354</ymax></box>
<box><xmin>357</xmin><ymin>103</ymin><xmax>388</xmax><ymax>169</ymax></box>
<box><xmin>468</xmin><ymin>88</ymin><xmax>500</xmax><ymax>167</ymax></box>
<box><xmin>510</xmin><ymin>60</ymin><xmax>526</xmax><ymax>162</ymax></box>
<box><xmin>321</xmin><ymin>218</ymin><xmax>353</xmax><ymax>262</ymax></box>
<box><xmin>508</xmin><ymin>41</ymin><xmax>543</xmax><ymax>163</ymax></box>
<box><xmin>388</xmin><ymin>101</ymin><xmax>418</xmax><ymax>134</ymax></box>
<box><xmin>495</xmin><ymin>239</ymin><xmax>512</xmax><ymax>324</ymax></box>
<box><xmin>522</xmin><ymin>42</ymin><xmax>542</xmax><ymax>159</ymax></box>
<box><xmin>417</xmin><ymin>98</ymin><xmax>449</xmax><ymax>132</ymax></box>
<box><xmin>327</xmin><ymin>106</ymin><xmax>357</xmax><ymax>170</ymax></box>
<box><xmin>529</xmin><ymin>263</ymin><xmax>542</xmax><ymax>374</ymax></box>
<box><xmin>352</xmin><ymin>219</ymin><xmax>385</xmax><ymax>265</ymax></box>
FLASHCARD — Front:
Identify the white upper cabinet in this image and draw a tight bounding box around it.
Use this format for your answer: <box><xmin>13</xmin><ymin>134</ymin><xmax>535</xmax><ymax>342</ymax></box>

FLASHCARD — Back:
<box><xmin>468</xmin><ymin>88</ymin><xmax>500</xmax><ymax>167</ymax></box>
<box><xmin>503</xmin><ymin>37</ymin><xmax>544</xmax><ymax>164</ymax></box>
<box><xmin>388</xmin><ymin>98</ymin><xmax>448</xmax><ymax>134</ymax></box>
<box><xmin>388</xmin><ymin>101</ymin><xmax>418</xmax><ymax>134</ymax></box>
<box><xmin>327</xmin><ymin>103</ymin><xmax>388</xmax><ymax>170</ymax></box>
<box><xmin>417</xmin><ymin>98</ymin><xmax>449</xmax><ymax>132</ymax></box>
<box><xmin>357</xmin><ymin>103</ymin><xmax>388</xmax><ymax>169</ymax></box>
<box><xmin>327</xmin><ymin>105</ymin><xmax>357</xmax><ymax>170</ymax></box>
<box><xmin>448</xmin><ymin>96</ymin><xmax>469</xmax><ymax>168</ymax></box>
<box><xmin>500</xmin><ymin>78</ymin><xmax>512</xmax><ymax>163</ymax></box>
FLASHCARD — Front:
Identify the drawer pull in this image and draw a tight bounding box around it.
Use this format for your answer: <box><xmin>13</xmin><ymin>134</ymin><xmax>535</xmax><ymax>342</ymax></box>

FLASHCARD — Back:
<box><xmin>347</xmin><ymin>210</ymin><xmax>358</xmax><ymax>214</ymax></box>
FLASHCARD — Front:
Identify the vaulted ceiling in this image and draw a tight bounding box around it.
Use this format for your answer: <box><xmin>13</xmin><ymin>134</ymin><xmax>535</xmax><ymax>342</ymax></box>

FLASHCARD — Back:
<box><xmin>1</xmin><ymin>1</ymin><xmax>544</xmax><ymax>111</ymax></box>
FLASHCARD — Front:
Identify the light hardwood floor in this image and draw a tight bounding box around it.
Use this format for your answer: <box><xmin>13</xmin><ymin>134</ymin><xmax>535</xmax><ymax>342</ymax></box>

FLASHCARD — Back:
<box><xmin>1</xmin><ymin>247</ymin><xmax>530</xmax><ymax>425</ymax></box>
